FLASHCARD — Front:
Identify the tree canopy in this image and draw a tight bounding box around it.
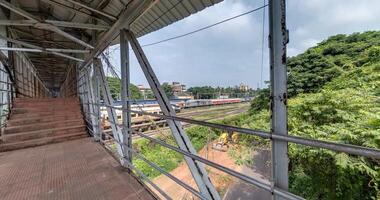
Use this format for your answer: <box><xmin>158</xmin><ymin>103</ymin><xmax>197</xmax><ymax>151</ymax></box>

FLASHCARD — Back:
<box><xmin>106</xmin><ymin>77</ymin><xmax>142</xmax><ymax>100</ymax></box>
<box><xmin>251</xmin><ymin>31</ymin><xmax>380</xmax><ymax>112</ymax></box>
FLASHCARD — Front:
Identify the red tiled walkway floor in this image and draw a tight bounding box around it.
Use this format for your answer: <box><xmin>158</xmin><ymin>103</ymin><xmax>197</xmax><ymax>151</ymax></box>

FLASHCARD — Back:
<box><xmin>0</xmin><ymin>138</ymin><xmax>156</xmax><ymax>200</ymax></box>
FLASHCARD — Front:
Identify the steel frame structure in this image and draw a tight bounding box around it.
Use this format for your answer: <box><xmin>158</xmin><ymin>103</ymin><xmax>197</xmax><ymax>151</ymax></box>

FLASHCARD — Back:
<box><xmin>0</xmin><ymin>0</ymin><xmax>378</xmax><ymax>199</ymax></box>
<box><xmin>75</xmin><ymin>0</ymin><xmax>380</xmax><ymax>200</ymax></box>
<box><xmin>79</xmin><ymin>0</ymin><xmax>380</xmax><ymax>199</ymax></box>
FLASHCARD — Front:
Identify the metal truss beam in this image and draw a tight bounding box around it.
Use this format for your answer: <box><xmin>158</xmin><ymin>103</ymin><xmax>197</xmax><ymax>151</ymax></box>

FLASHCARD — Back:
<box><xmin>0</xmin><ymin>19</ymin><xmax>110</xmax><ymax>30</ymax></box>
<box><xmin>83</xmin><ymin>66</ymin><xmax>100</xmax><ymax>141</ymax></box>
<box><xmin>0</xmin><ymin>47</ymin><xmax>89</xmax><ymax>53</ymax></box>
<box><xmin>93</xmin><ymin>58</ymin><xmax>128</xmax><ymax>165</ymax></box>
<box><xmin>0</xmin><ymin>0</ymin><xmax>93</xmax><ymax>49</ymax></box>
<box><xmin>269</xmin><ymin>0</ymin><xmax>289</xmax><ymax>199</ymax></box>
<box><xmin>40</xmin><ymin>0</ymin><xmax>109</xmax><ymax>25</ymax></box>
<box><xmin>91</xmin><ymin>64</ymin><xmax>101</xmax><ymax>141</ymax></box>
<box><xmin>125</xmin><ymin>29</ymin><xmax>220</xmax><ymax>200</ymax></box>
<box><xmin>0</xmin><ymin>35</ymin><xmax>84</xmax><ymax>62</ymax></box>
<box><xmin>61</xmin><ymin>0</ymin><xmax>117</xmax><ymax>21</ymax></box>
<box><xmin>80</xmin><ymin>0</ymin><xmax>155</xmax><ymax>71</ymax></box>
<box><xmin>120</xmin><ymin>29</ymin><xmax>132</xmax><ymax>162</ymax></box>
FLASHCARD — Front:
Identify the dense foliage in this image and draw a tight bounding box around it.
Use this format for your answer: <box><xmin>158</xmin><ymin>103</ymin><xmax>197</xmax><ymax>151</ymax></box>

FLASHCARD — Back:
<box><xmin>251</xmin><ymin>31</ymin><xmax>380</xmax><ymax>112</ymax></box>
<box><xmin>106</xmin><ymin>77</ymin><xmax>142</xmax><ymax>100</ymax></box>
<box><xmin>161</xmin><ymin>82</ymin><xmax>174</xmax><ymax>99</ymax></box>
<box><xmin>246</xmin><ymin>31</ymin><xmax>380</xmax><ymax>199</ymax></box>
<box><xmin>187</xmin><ymin>86</ymin><xmax>255</xmax><ymax>99</ymax></box>
<box><xmin>133</xmin><ymin>126</ymin><xmax>219</xmax><ymax>178</ymax></box>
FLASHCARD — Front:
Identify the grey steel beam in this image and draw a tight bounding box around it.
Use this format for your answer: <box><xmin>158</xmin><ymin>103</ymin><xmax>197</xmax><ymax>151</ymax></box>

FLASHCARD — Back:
<box><xmin>84</xmin><ymin>67</ymin><xmax>99</xmax><ymax>140</ymax></box>
<box><xmin>125</xmin><ymin>29</ymin><xmax>220</xmax><ymax>200</ymax></box>
<box><xmin>0</xmin><ymin>47</ymin><xmax>84</xmax><ymax>62</ymax></box>
<box><xmin>269</xmin><ymin>0</ymin><xmax>289</xmax><ymax>199</ymax></box>
<box><xmin>0</xmin><ymin>20</ymin><xmax>110</xmax><ymax>30</ymax></box>
<box><xmin>40</xmin><ymin>0</ymin><xmax>109</xmax><ymax>25</ymax></box>
<box><xmin>101</xmin><ymin>53</ymin><xmax>120</xmax><ymax>79</ymax></box>
<box><xmin>92</xmin><ymin>64</ymin><xmax>101</xmax><ymax>141</ymax></box>
<box><xmin>0</xmin><ymin>36</ymin><xmax>85</xmax><ymax>62</ymax></box>
<box><xmin>0</xmin><ymin>47</ymin><xmax>89</xmax><ymax>53</ymax></box>
<box><xmin>0</xmin><ymin>0</ymin><xmax>93</xmax><ymax>49</ymax></box>
<box><xmin>0</xmin><ymin>0</ymin><xmax>38</xmax><ymax>21</ymax></box>
<box><xmin>79</xmin><ymin>0</ymin><xmax>155</xmax><ymax>71</ymax></box>
<box><xmin>119</xmin><ymin>28</ymin><xmax>132</xmax><ymax>162</ymax></box>
<box><xmin>61</xmin><ymin>0</ymin><xmax>117</xmax><ymax>21</ymax></box>
<box><xmin>94</xmin><ymin>58</ymin><xmax>128</xmax><ymax>165</ymax></box>
<box><xmin>45</xmin><ymin>20</ymin><xmax>109</xmax><ymax>30</ymax></box>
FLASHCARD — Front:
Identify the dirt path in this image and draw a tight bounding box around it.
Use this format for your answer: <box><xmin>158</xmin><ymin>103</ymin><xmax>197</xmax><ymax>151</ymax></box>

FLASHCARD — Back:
<box><xmin>223</xmin><ymin>149</ymin><xmax>271</xmax><ymax>200</ymax></box>
<box><xmin>150</xmin><ymin>143</ymin><xmax>241</xmax><ymax>199</ymax></box>
<box><xmin>149</xmin><ymin>142</ymin><xmax>272</xmax><ymax>200</ymax></box>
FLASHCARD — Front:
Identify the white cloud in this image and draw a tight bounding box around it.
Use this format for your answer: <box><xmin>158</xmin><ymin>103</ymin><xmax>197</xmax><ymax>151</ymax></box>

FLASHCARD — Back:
<box><xmin>107</xmin><ymin>0</ymin><xmax>380</xmax><ymax>88</ymax></box>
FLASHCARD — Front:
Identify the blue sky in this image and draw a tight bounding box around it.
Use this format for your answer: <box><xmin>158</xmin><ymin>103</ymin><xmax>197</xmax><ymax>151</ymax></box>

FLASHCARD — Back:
<box><xmin>104</xmin><ymin>0</ymin><xmax>380</xmax><ymax>89</ymax></box>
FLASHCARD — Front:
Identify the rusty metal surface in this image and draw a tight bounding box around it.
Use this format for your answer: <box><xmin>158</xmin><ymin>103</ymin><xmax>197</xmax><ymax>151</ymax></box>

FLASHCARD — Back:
<box><xmin>0</xmin><ymin>138</ymin><xmax>156</xmax><ymax>200</ymax></box>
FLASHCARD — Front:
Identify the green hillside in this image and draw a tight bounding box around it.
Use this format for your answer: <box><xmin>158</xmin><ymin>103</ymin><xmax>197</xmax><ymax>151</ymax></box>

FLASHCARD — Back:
<box><xmin>246</xmin><ymin>31</ymin><xmax>380</xmax><ymax>199</ymax></box>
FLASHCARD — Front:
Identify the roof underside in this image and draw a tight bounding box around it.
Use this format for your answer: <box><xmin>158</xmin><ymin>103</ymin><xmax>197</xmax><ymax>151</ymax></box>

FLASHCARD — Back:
<box><xmin>2</xmin><ymin>0</ymin><xmax>222</xmax><ymax>90</ymax></box>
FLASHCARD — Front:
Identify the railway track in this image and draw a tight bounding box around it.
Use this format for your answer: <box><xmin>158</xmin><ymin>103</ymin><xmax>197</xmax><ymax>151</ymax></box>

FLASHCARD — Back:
<box><xmin>132</xmin><ymin>104</ymin><xmax>249</xmax><ymax>140</ymax></box>
<box><xmin>101</xmin><ymin>102</ymin><xmax>250</xmax><ymax>140</ymax></box>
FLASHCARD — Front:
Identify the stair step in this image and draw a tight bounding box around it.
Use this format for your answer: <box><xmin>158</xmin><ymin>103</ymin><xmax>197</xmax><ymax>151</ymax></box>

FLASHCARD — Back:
<box><xmin>5</xmin><ymin>119</ymin><xmax>84</xmax><ymax>134</ymax></box>
<box><xmin>14</xmin><ymin>97</ymin><xmax>78</xmax><ymax>102</ymax></box>
<box><xmin>0</xmin><ymin>132</ymin><xmax>88</xmax><ymax>152</ymax></box>
<box><xmin>12</xmin><ymin>107</ymin><xmax>81</xmax><ymax>114</ymax></box>
<box><xmin>1</xmin><ymin>97</ymin><xmax>88</xmax><ymax>150</ymax></box>
<box><xmin>11</xmin><ymin>111</ymin><xmax>83</xmax><ymax>119</ymax></box>
<box><xmin>13</xmin><ymin>102</ymin><xmax>80</xmax><ymax>108</ymax></box>
<box><xmin>7</xmin><ymin>115</ymin><xmax>84</xmax><ymax>126</ymax></box>
<box><xmin>3</xmin><ymin>125</ymin><xmax>86</xmax><ymax>142</ymax></box>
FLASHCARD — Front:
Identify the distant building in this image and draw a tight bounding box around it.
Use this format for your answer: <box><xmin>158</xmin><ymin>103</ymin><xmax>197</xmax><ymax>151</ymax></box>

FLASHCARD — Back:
<box><xmin>169</xmin><ymin>81</ymin><xmax>193</xmax><ymax>99</ymax></box>
<box><xmin>170</xmin><ymin>82</ymin><xmax>186</xmax><ymax>93</ymax></box>
<box><xmin>239</xmin><ymin>83</ymin><xmax>249</xmax><ymax>92</ymax></box>
<box><xmin>137</xmin><ymin>85</ymin><xmax>152</xmax><ymax>99</ymax></box>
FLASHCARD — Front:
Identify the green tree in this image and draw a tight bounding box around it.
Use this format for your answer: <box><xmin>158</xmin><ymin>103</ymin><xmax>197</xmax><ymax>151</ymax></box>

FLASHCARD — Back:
<box><xmin>106</xmin><ymin>77</ymin><xmax>143</xmax><ymax>100</ymax></box>
<box><xmin>187</xmin><ymin>86</ymin><xmax>216</xmax><ymax>99</ymax></box>
<box><xmin>161</xmin><ymin>83</ymin><xmax>173</xmax><ymax>99</ymax></box>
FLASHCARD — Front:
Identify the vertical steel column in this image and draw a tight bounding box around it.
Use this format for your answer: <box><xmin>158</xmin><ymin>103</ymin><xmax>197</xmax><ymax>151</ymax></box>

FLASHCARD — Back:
<box><xmin>85</xmin><ymin>67</ymin><xmax>99</xmax><ymax>140</ymax></box>
<box><xmin>125</xmin><ymin>30</ymin><xmax>220</xmax><ymax>200</ymax></box>
<box><xmin>120</xmin><ymin>29</ymin><xmax>132</xmax><ymax>162</ymax></box>
<box><xmin>92</xmin><ymin>65</ymin><xmax>101</xmax><ymax>141</ymax></box>
<box><xmin>94</xmin><ymin>58</ymin><xmax>128</xmax><ymax>165</ymax></box>
<box><xmin>269</xmin><ymin>0</ymin><xmax>289</xmax><ymax>199</ymax></box>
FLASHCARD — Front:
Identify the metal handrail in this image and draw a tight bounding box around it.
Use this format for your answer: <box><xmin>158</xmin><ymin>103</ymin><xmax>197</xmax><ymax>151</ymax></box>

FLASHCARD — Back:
<box><xmin>94</xmin><ymin>112</ymin><xmax>303</xmax><ymax>200</ymax></box>
<box><xmin>100</xmin><ymin>130</ymin><xmax>199</xmax><ymax>200</ymax></box>
<box><xmin>87</xmin><ymin>102</ymin><xmax>380</xmax><ymax>159</ymax></box>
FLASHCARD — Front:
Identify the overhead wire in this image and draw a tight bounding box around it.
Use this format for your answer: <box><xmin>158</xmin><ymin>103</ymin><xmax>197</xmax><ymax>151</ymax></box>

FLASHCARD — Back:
<box><xmin>107</xmin><ymin>4</ymin><xmax>268</xmax><ymax>54</ymax></box>
<box><xmin>141</xmin><ymin>4</ymin><xmax>268</xmax><ymax>47</ymax></box>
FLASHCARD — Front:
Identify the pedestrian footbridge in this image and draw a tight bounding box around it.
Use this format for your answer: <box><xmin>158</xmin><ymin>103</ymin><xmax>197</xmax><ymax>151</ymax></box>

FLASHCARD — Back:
<box><xmin>0</xmin><ymin>1</ymin><xmax>378</xmax><ymax>200</ymax></box>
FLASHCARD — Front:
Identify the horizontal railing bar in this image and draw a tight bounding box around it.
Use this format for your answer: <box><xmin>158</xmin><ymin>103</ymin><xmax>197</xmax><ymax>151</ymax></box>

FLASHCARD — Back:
<box><xmin>133</xmin><ymin>131</ymin><xmax>303</xmax><ymax>200</ymax></box>
<box><xmin>100</xmin><ymin>131</ymin><xmax>204</xmax><ymax>199</ymax></box>
<box><xmin>132</xmin><ymin>152</ymin><xmax>206</xmax><ymax>200</ymax></box>
<box><xmin>88</xmin><ymin>103</ymin><xmax>380</xmax><ymax>159</ymax></box>
<box><xmin>124</xmin><ymin>161</ymin><xmax>173</xmax><ymax>200</ymax></box>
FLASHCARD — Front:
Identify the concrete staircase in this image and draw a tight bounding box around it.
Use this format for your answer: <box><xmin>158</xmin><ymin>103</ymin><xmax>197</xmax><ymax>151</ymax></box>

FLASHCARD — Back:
<box><xmin>0</xmin><ymin>97</ymin><xmax>88</xmax><ymax>152</ymax></box>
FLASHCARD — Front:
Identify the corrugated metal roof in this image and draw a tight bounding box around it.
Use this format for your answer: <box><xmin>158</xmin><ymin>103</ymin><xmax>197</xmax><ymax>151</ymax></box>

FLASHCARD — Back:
<box><xmin>131</xmin><ymin>0</ymin><xmax>223</xmax><ymax>37</ymax></box>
